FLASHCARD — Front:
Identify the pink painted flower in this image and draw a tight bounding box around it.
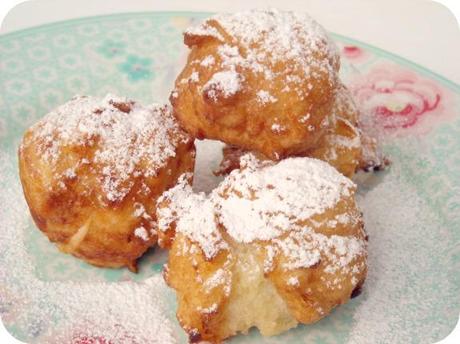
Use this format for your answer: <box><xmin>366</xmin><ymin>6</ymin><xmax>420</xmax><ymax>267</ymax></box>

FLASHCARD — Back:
<box><xmin>44</xmin><ymin>323</ymin><xmax>140</xmax><ymax>344</ymax></box>
<box><xmin>343</xmin><ymin>45</ymin><xmax>363</xmax><ymax>58</ymax></box>
<box><xmin>72</xmin><ymin>335</ymin><xmax>113</xmax><ymax>344</ymax></box>
<box><xmin>349</xmin><ymin>64</ymin><xmax>442</xmax><ymax>130</ymax></box>
<box><xmin>341</xmin><ymin>45</ymin><xmax>370</xmax><ymax>63</ymax></box>
<box><xmin>69</xmin><ymin>325</ymin><xmax>139</xmax><ymax>344</ymax></box>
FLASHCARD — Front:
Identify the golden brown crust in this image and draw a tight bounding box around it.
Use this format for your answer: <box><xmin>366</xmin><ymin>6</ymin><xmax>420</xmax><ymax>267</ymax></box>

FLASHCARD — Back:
<box><xmin>265</xmin><ymin>195</ymin><xmax>367</xmax><ymax>324</ymax></box>
<box><xmin>307</xmin><ymin>84</ymin><xmax>362</xmax><ymax>177</ymax></box>
<box><xmin>214</xmin><ymin>84</ymin><xmax>389</xmax><ymax>178</ymax></box>
<box><xmin>165</xmin><ymin>234</ymin><xmax>233</xmax><ymax>343</ymax></box>
<box><xmin>215</xmin><ymin>119</ymin><xmax>362</xmax><ymax>179</ymax></box>
<box><xmin>215</xmin><ymin>85</ymin><xmax>363</xmax><ymax>178</ymax></box>
<box><xmin>172</xmin><ymin>11</ymin><xmax>339</xmax><ymax>159</ymax></box>
<box><xmin>158</xmin><ymin>156</ymin><xmax>368</xmax><ymax>342</ymax></box>
<box><xmin>18</xmin><ymin>97</ymin><xmax>196</xmax><ymax>270</ymax></box>
<box><xmin>307</xmin><ymin>117</ymin><xmax>361</xmax><ymax>178</ymax></box>
<box><xmin>163</xmin><ymin>198</ymin><xmax>367</xmax><ymax>342</ymax></box>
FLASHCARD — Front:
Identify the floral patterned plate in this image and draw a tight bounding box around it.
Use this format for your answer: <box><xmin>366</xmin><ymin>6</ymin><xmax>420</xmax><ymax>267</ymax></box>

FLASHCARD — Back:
<box><xmin>0</xmin><ymin>12</ymin><xmax>459</xmax><ymax>344</ymax></box>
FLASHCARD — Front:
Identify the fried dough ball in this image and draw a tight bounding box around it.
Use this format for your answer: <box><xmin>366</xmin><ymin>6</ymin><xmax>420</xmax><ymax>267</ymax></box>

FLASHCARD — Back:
<box><xmin>215</xmin><ymin>85</ymin><xmax>388</xmax><ymax>178</ymax></box>
<box><xmin>171</xmin><ymin>9</ymin><xmax>340</xmax><ymax>159</ymax></box>
<box><xmin>306</xmin><ymin>117</ymin><xmax>361</xmax><ymax>177</ymax></box>
<box><xmin>306</xmin><ymin>84</ymin><xmax>362</xmax><ymax>177</ymax></box>
<box><xmin>18</xmin><ymin>95</ymin><xmax>195</xmax><ymax>271</ymax></box>
<box><xmin>215</xmin><ymin>85</ymin><xmax>362</xmax><ymax>177</ymax></box>
<box><xmin>328</xmin><ymin>84</ymin><xmax>388</xmax><ymax>172</ymax></box>
<box><xmin>157</xmin><ymin>155</ymin><xmax>368</xmax><ymax>342</ymax></box>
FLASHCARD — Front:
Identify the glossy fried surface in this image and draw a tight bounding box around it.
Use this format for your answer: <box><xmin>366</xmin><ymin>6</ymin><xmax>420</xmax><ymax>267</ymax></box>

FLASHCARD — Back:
<box><xmin>18</xmin><ymin>95</ymin><xmax>195</xmax><ymax>271</ymax></box>
<box><xmin>171</xmin><ymin>9</ymin><xmax>340</xmax><ymax>159</ymax></box>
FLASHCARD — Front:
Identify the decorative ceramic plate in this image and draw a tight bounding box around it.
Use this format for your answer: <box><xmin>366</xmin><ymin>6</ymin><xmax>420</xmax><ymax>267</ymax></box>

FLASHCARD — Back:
<box><xmin>0</xmin><ymin>12</ymin><xmax>459</xmax><ymax>344</ymax></box>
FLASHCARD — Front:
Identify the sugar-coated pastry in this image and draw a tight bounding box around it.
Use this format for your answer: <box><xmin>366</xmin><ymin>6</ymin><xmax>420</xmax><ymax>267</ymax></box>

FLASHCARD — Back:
<box><xmin>18</xmin><ymin>95</ymin><xmax>195</xmax><ymax>271</ymax></box>
<box><xmin>215</xmin><ymin>85</ymin><xmax>387</xmax><ymax>178</ymax></box>
<box><xmin>306</xmin><ymin>84</ymin><xmax>362</xmax><ymax>177</ymax></box>
<box><xmin>171</xmin><ymin>9</ymin><xmax>340</xmax><ymax>159</ymax></box>
<box><xmin>157</xmin><ymin>154</ymin><xmax>368</xmax><ymax>342</ymax></box>
<box><xmin>214</xmin><ymin>85</ymin><xmax>362</xmax><ymax>178</ymax></box>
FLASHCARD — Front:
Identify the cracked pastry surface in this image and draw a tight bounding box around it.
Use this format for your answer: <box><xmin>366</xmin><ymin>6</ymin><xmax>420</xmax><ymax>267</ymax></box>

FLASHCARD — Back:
<box><xmin>171</xmin><ymin>9</ymin><xmax>340</xmax><ymax>159</ymax></box>
<box><xmin>18</xmin><ymin>94</ymin><xmax>195</xmax><ymax>271</ymax></box>
<box><xmin>157</xmin><ymin>154</ymin><xmax>368</xmax><ymax>342</ymax></box>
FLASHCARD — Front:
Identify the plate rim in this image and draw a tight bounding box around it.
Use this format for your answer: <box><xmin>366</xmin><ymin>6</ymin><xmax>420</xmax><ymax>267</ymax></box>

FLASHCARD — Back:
<box><xmin>0</xmin><ymin>10</ymin><xmax>459</xmax><ymax>93</ymax></box>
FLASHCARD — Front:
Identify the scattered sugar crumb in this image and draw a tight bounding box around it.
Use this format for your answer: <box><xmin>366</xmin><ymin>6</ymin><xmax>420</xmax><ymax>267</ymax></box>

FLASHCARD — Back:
<box><xmin>287</xmin><ymin>276</ymin><xmax>299</xmax><ymax>286</ymax></box>
<box><xmin>200</xmin><ymin>55</ymin><xmax>215</xmax><ymax>67</ymax></box>
<box><xmin>190</xmin><ymin>71</ymin><xmax>199</xmax><ymax>82</ymax></box>
<box><xmin>134</xmin><ymin>226</ymin><xmax>149</xmax><ymax>241</ymax></box>
<box><xmin>185</xmin><ymin>24</ymin><xmax>224</xmax><ymax>41</ymax></box>
<box><xmin>271</xmin><ymin>123</ymin><xmax>285</xmax><ymax>133</ymax></box>
<box><xmin>256</xmin><ymin>90</ymin><xmax>277</xmax><ymax>104</ymax></box>
<box><xmin>198</xmin><ymin>303</ymin><xmax>218</xmax><ymax>314</ymax></box>
<box><xmin>299</xmin><ymin>113</ymin><xmax>311</xmax><ymax>124</ymax></box>
<box><xmin>203</xmin><ymin>70</ymin><xmax>242</xmax><ymax>101</ymax></box>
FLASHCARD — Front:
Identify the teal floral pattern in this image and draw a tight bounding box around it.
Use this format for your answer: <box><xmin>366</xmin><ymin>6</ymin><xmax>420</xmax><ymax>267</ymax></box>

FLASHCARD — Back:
<box><xmin>118</xmin><ymin>55</ymin><xmax>153</xmax><ymax>81</ymax></box>
<box><xmin>0</xmin><ymin>12</ymin><xmax>459</xmax><ymax>344</ymax></box>
<box><xmin>96</xmin><ymin>39</ymin><xmax>126</xmax><ymax>58</ymax></box>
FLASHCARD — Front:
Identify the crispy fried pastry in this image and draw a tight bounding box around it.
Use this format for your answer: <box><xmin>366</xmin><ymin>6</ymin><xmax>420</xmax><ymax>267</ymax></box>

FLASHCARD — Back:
<box><xmin>157</xmin><ymin>154</ymin><xmax>367</xmax><ymax>342</ymax></box>
<box><xmin>171</xmin><ymin>9</ymin><xmax>340</xmax><ymax>159</ymax></box>
<box><xmin>308</xmin><ymin>84</ymin><xmax>389</xmax><ymax>173</ymax></box>
<box><xmin>215</xmin><ymin>85</ymin><xmax>388</xmax><ymax>178</ymax></box>
<box><xmin>18</xmin><ymin>95</ymin><xmax>195</xmax><ymax>271</ymax></box>
<box><xmin>306</xmin><ymin>84</ymin><xmax>362</xmax><ymax>177</ymax></box>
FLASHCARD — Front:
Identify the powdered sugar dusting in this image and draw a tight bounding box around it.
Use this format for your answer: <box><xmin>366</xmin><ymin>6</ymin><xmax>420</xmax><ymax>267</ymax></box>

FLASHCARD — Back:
<box><xmin>349</xmin><ymin>166</ymin><xmax>459</xmax><ymax>342</ymax></box>
<box><xmin>185</xmin><ymin>24</ymin><xmax>224</xmax><ymax>41</ymax></box>
<box><xmin>26</xmin><ymin>94</ymin><xmax>189</xmax><ymax>203</ymax></box>
<box><xmin>0</xmin><ymin>153</ymin><xmax>180</xmax><ymax>343</ymax></box>
<box><xmin>271</xmin><ymin>123</ymin><xmax>285</xmax><ymax>133</ymax></box>
<box><xmin>287</xmin><ymin>276</ymin><xmax>299</xmax><ymax>287</ymax></box>
<box><xmin>203</xmin><ymin>70</ymin><xmax>243</xmax><ymax>101</ymax></box>
<box><xmin>203</xmin><ymin>268</ymin><xmax>232</xmax><ymax>295</ymax></box>
<box><xmin>186</xmin><ymin>9</ymin><xmax>339</xmax><ymax>97</ymax></box>
<box><xmin>157</xmin><ymin>154</ymin><xmax>364</xmax><ymax>274</ymax></box>
<box><xmin>213</xmin><ymin>9</ymin><xmax>338</xmax><ymax>75</ymax></box>
<box><xmin>158</xmin><ymin>174</ymin><xmax>229</xmax><ymax>259</ymax></box>
<box><xmin>200</xmin><ymin>55</ymin><xmax>215</xmax><ymax>67</ymax></box>
<box><xmin>217</xmin><ymin>154</ymin><xmax>355</xmax><ymax>242</ymax></box>
<box><xmin>134</xmin><ymin>226</ymin><xmax>149</xmax><ymax>241</ymax></box>
<box><xmin>257</xmin><ymin>90</ymin><xmax>277</xmax><ymax>104</ymax></box>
